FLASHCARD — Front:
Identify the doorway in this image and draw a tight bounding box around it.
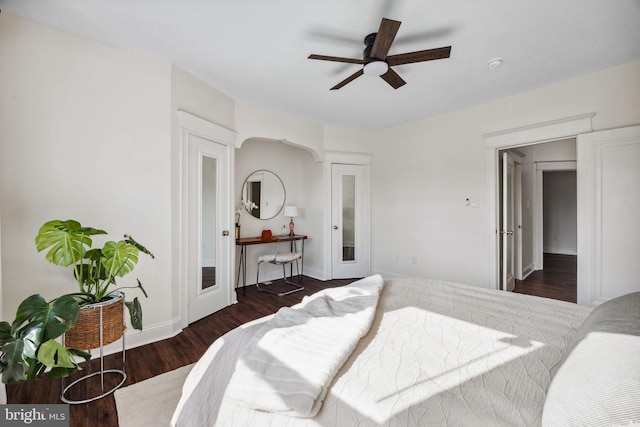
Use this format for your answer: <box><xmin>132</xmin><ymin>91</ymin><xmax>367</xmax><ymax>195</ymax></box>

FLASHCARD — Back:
<box><xmin>497</xmin><ymin>140</ymin><xmax>578</xmax><ymax>296</ymax></box>
<box><xmin>179</xmin><ymin>111</ymin><xmax>235</xmax><ymax>327</ymax></box>
<box><xmin>485</xmin><ymin>113</ymin><xmax>593</xmax><ymax>293</ymax></box>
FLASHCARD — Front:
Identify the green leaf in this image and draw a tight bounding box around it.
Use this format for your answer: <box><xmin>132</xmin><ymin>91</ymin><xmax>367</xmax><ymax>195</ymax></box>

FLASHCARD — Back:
<box><xmin>1</xmin><ymin>294</ymin><xmax>87</xmax><ymax>384</ymax></box>
<box><xmin>0</xmin><ymin>339</ymin><xmax>28</xmax><ymax>384</ymax></box>
<box><xmin>38</xmin><ymin>347</ymin><xmax>90</xmax><ymax>380</ymax></box>
<box><xmin>37</xmin><ymin>339</ymin><xmax>78</xmax><ymax>369</ymax></box>
<box><xmin>35</xmin><ymin>220</ymin><xmax>101</xmax><ymax>267</ymax></box>
<box><xmin>136</xmin><ymin>279</ymin><xmax>149</xmax><ymax>298</ymax></box>
<box><xmin>21</xmin><ymin>324</ymin><xmax>41</xmax><ymax>360</ymax></box>
<box><xmin>125</xmin><ymin>297</ymin><xmax>143</xmax><ymax>331</ymax></box>
<box><xmin>0</xmin><ymin>321</ymin><xmax>12</xmax><ymax>346</ymax></box>
<box><xmin>102</xmin><ymin>241</ymin><xmax>139</xmax><ymax>278</ymax></box>
<box><xmin>11</xmin><ymin>294</ymin><xmax>79</xmax><ymax>342</ymax></box>
<box><xmin>124</xmin><ymin>234</ymin><xmax>155</xmax><ymax>259</ymax></box>
<box><xmin>11</xmin><ymin>294</ymin><xmax>48</xmax><ymax>335</ymax></box>
<box><xmin>44</xmin><ymin>295</ymin><xmax>80</xmax><ymax>340</ymax></box>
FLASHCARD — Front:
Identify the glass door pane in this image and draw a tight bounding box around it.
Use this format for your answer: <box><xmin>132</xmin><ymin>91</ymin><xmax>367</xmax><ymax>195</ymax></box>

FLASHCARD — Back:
<box><xmin>201</xmin><ymin>155</ymin><xmax>217</xmax><ymax>290</ymax></box>
<box><xmin>342</xmin><ymin>175</ymin><xmax>355</xmax><ymax>262</ymax></box>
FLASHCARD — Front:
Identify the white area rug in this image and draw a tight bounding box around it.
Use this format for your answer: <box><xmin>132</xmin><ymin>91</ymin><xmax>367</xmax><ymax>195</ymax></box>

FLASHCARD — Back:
<box><xmin>115</xmin><ymin>364</ymin><xmax>193</xmax><ymax>427</ymax></box>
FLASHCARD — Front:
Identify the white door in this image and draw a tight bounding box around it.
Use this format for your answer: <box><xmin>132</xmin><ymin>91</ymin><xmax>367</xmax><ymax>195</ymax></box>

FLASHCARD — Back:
<box><xmin>577</xmin><ymin>125</ymin><xmax>640</xmax><ymax>305</ymax></box>
<box><xmin>500</xmin><ymin>152</ymin><xmax>516</xmax><ymax>291</ymax></box>
<box><xmin>331</xmin><ymin>164</ymin><xmax>368</xmax><ymax>279</ymax></box>
<box><xmin>186</xmin><ymin>134</ymin><xmax>231</xmax><ymax>323</ymax></box>
<box><xmin>514</xmin><ymin>163</ymin><xmax>523</xmax><ymax>280</ymax></box>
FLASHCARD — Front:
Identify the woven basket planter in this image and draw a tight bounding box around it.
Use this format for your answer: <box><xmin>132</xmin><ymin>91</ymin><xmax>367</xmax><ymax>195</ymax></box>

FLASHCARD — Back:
<box><xmin>64</xmin><ymin>293</ymin><xmax>126</xmax><ymax>350</ymax></box>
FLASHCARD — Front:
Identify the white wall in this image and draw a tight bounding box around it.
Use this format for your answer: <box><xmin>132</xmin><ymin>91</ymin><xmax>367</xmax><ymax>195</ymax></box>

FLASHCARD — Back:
<box><xmin>543</xmin><ymin>171</ymin><xmax>577</xmax><ymax>255</ymax></box>
<box><xmin>0</xmin><ymin>14</ymin><xmax>173</xmax><ymax>347</ymax></box>
<box><xmin>362</xmin><ymin>60</ymin><xmax>640</xmax><ymax>287</ymax></box>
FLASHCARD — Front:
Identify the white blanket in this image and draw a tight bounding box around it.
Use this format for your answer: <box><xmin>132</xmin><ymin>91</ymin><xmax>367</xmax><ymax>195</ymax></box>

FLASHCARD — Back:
<box><xmin>224</xmin><ymin>274</ymin><xmax>384</xmax><ymax>417</ymax></box>
<box><xmin>172</xmin><ymin>276</ymin><xmax>592</xmax><ymax>427</ymax></box>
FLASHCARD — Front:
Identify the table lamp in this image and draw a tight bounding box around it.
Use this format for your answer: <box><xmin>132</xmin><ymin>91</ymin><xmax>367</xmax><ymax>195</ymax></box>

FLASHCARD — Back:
<box><xmin>284</xmin><ymin>205</ymin><xmax>299</xmax><ymax>236</ymax></box>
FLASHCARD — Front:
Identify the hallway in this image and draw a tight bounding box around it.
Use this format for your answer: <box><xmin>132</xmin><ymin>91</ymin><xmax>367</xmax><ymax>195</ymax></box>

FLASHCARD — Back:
<box><xmin>514</xmin><ymin>253</ymin><xmax>577</xmax><ymax>303</ymax></box>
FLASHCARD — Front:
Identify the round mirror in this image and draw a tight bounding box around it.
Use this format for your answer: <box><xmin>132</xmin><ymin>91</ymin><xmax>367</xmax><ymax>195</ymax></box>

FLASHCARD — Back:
<box><xmin>241</xmin><ymin>170</ymin><xmax>286</xmax><ymax>220</ymax></box>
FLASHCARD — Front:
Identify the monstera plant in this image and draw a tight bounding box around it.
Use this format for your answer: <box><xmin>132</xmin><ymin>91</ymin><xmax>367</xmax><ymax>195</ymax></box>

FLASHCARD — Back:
<box><xmin>34</xmin><ymin>219</ymin><xmax>154</xmax><ymax>330</ymax></box>
<box><xmin>0</xmin><ymin>219</ymin><xmax>154</xmax><ymax>384</ymax></box>
<box><xmin>0</xmin><ymin>294</ymin><xmax>90</xmax><ymax>384</ymax></box>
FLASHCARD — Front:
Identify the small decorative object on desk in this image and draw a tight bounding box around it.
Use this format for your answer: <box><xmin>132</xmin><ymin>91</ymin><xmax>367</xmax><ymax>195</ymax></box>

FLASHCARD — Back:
<box><xmin>284</xmin><ymin>205</ymin><xmax>299</xmax><ymax>236</ymax></box>
<box><xmin>235</xmin><ymin>199</ymin><xmax>257</xmax><ymax>239</ymax></box>
<box><xmin>261</xmin><ymin>229</ymin><xmax>272</xmax><ymax>238</ymax></box>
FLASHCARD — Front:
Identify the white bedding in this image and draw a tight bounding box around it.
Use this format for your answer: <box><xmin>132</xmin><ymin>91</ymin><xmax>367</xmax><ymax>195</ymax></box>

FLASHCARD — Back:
<box><xmin>172</xmin><ymin>277</ymin><xmax>591</xmax><ymax>427</ymax></box>
<box><xmin>225</xmin><ymin>275</ymin><xmax>384</xmax><ymax>417</ymax></box>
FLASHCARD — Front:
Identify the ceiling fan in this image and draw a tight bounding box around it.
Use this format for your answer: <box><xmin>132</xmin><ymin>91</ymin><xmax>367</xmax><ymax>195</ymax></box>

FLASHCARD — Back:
<box><xmin>308</xmin><ymin>18</ymin><xmax>451</xmax><ymax>90</ymax></box>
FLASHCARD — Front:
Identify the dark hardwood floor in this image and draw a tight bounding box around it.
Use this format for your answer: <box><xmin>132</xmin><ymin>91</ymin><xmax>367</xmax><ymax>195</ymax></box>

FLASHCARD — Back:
<box><xmin>7</xmin><ymin>276</ymin><xmax>355</xmax><ymax>427</ymax></box>
<box><xmin>8</xmin><ymin>259</ymin><xmax>574</xmax><ymax>427</ymax></box>
<box><xmin>513</xmin><ymin>253</ymin><xmax>577</xmax><ymax>303</ymax></box>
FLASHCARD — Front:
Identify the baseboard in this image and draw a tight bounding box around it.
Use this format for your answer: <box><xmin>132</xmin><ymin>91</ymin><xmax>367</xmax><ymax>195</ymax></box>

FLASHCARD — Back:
<box><xmin>95</xmin><ymin>316</ymin><xmax>183</xmax><ymax>358</ymax></box>
<box><xmin>301</xmin><ymin>267</ymin><xmax>325</xmax><ymax>281</ymax></box>
<box><xmin>543</xmin><ymin>248</ymin><xmax>578</xmax><ymax>256</ymax></box>
<box><xmin>522</xmin><ymin>263</ymin><xmax>535</xmax><ymax>280</ymax></box>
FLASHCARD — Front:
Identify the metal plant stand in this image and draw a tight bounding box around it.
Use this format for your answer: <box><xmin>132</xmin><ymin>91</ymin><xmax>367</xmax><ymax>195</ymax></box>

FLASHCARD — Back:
<box><xmin>61</xmin><ymin>297</ymin><xmax>127</xmax><ymax>404</ymax></box>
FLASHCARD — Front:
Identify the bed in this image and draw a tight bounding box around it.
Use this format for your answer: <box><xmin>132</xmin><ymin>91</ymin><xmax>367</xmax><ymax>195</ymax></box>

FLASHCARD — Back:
<box><xmin>171</xmin><ymin>275</ymin><xmax>640</xmax><ymax>427</ymax></box>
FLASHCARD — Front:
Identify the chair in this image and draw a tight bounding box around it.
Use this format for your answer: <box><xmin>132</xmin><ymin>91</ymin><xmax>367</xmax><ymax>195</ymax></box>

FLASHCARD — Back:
<box><xmin>256</xmin><ymin>238</ymin><xmax>304</xmax><ymax>296</ymax></box>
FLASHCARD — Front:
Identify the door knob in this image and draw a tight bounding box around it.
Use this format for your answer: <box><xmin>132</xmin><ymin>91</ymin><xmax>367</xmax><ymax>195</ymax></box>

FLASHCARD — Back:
<box><xmin>222</xmin><ymin>230</ymin><xmax>229</xmax><ymax>236</ymax></box>
<box><xmin>333</xmin><ymin>225</ymin><xmax>338</xmax><ymax>230</ymax></box>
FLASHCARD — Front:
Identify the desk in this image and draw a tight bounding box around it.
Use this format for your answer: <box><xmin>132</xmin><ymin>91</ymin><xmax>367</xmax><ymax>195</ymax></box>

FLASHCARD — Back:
<box><xmin>235</xmin><ymin>234</ymin><xmax>307</xmax><ymax>293</ymax></box>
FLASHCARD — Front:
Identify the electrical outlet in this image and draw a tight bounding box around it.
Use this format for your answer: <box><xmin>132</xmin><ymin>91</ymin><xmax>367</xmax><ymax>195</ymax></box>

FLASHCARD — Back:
<box><xmin>412</xmin><ymin>256</ymin><xmax>418</xmax><ymax>264</ymax></box>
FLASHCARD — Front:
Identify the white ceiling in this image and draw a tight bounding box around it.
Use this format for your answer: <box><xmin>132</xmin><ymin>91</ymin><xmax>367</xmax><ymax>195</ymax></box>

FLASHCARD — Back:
<box><xmin>2</xmin><ymin>0</ymin><xmax>640</xmax><ymax>129</ymax></box>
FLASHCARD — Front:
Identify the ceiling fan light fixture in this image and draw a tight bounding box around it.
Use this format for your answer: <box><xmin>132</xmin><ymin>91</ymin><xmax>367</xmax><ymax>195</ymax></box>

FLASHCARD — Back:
<box><xmin>363</xmin><ymin>60</ymin><xmax>389</xmax><ymax>76</ymax></box>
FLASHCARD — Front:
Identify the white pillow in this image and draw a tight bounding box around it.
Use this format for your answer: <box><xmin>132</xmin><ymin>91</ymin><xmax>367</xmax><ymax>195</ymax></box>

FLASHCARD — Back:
<box><xmin>542</xmin><ymin>292</ymin><xmax>640</xmax><ymax>427</ymax></box>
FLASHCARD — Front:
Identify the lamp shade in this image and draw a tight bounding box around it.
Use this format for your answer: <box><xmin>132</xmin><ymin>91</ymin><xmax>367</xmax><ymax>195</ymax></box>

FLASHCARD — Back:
<box><xmin>284</xmin><ymin>206</ymin><xmax>299</xmax><ymax>218</ymax></box>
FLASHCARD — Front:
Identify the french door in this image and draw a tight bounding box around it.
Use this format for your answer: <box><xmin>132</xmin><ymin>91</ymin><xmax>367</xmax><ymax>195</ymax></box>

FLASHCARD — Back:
<box><xmin>500</xmin><ymin>152</ymin><xmax>516</xmax><ymax>291</ymax></box>
<box><xmin>331</xmin><ymin>164</ymin><xmax>369</xmax><ymax>279</ymax></box>
<box><xmin>180</xmin><ymin>111</ymin><xmax>235</xmax><ymax>326</ymax></box>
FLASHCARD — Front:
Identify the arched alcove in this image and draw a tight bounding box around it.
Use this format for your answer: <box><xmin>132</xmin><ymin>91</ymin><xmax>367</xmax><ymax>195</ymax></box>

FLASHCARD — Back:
<box><xmin>234</xmin><ymin>138</ymin><xmax>325</xmax><ymax>285</ymax></box>
<box><xmin>237</xmin><ymin>137</ymin><xmax>322</xmax><ymax>162</ymax></box>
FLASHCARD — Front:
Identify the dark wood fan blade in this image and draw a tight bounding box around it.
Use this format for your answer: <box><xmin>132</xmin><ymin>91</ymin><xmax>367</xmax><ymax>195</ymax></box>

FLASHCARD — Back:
<box><xmin>386</xmin><ymin>46</ymin><xmax>451</xmax><ymax>66</ymax></box>
<box><xmin>370</xmin><ymin>18</ymin><xmax>401</xmax><ymax>60</ymax></box>
<box><xmin>380</xmin><ymin>68</ymin><xmax>406</xmax><ymax>89</ymax></box>
<box><xmin>308</xmin><ymin>54</ymin><xmax>364</xmax><ymax>64</ymax></box>
<box><xmin>330</xmin><ymin>69</ymin><xmax>364</xmax><ymax>90</ymax></box>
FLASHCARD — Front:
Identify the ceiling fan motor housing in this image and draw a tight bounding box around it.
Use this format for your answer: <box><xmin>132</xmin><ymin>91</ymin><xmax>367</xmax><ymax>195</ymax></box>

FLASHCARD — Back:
<box><xmin>363</xmin><ymin>33</ymin><xmax>378</xmax><ymax>64</ymax></box>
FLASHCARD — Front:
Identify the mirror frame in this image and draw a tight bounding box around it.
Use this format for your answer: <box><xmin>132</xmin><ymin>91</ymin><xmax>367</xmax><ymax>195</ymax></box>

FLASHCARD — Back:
<box><xmin>241</xmin><ymin>170</ymin><xmax>286</xmax><ymax>220</ymax></box>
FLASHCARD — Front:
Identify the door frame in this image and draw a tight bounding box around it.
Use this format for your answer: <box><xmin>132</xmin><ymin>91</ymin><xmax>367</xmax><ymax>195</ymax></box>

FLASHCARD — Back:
<box><xmin>323</xmin><ymin>151</ymin><xmax>371</xmax><ymax>280</ymax></box>
<box><xmin>178</xmin><ymin>111</ymin><xmax>236</xmax><ymax>328</ymax></box>
<box><xmin>534</xmin><ymin>161</ymin><xmax>577</xmax><ymax>270</ymax></box>
<box><xmin>485</xmin><ymin>113</ymin><xmax>594</xmax><ymax>290</ymax></box>
<box><xmin>514</xmin><ymin>162</ymin><xmax>523</xmax><ymax>280</ymax></box>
